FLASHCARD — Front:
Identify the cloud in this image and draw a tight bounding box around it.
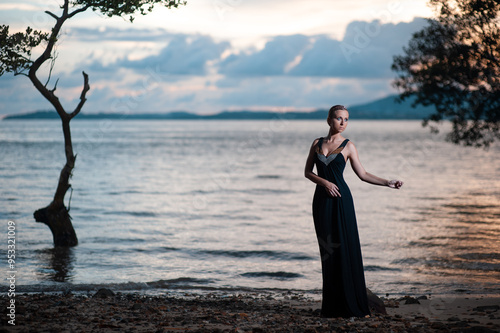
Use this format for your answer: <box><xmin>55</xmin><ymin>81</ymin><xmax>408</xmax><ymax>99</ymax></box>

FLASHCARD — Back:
<box><xmin>0</xmin><ymin>3</ymin><xmax>40</xmax><ymax>11</ymax></box>
<box><xmin>219</xmin><ymin>18</ymin><xmax>428</xmax><ymax>78</ymax></box>
<box><xmin>219</xmin><ymin>34</ymin><xmax>311</xmax><ymax>76</ymax></box>
<box><xmin>119</xmin><ymin>34</ymin><xmax>229</xmax><ymax>75</ymax></box>
<box><xmin>210</xmin><ymin>76</ymin><xmax>393</xmax><ymax>110</ymax></box>
<box><xmin>75</xmin><ymin>18</ymin><xmax>427</xmax><ymax>79</ymax></box>
<box><xmin>291</xmin><ymin>18</ymin><xmax>428</xmax><ymax>78</ymax></box>
<box><xmin>84</xmin><ymin>33</ymin><xmax>229</xmax><ymax>76</ymax></box>
<box><xmin>0</xmin><ymin>74</ymin><xmax>54</xmax><ymax>113</ymax></box>
<box><xmin>66</xmin><ymin>27</ymin><xmax>171</xmax><ymax>42</ymax></box>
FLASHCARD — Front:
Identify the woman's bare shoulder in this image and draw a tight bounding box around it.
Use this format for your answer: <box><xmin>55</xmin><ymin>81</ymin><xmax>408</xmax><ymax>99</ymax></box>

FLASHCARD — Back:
<box><xmin>308</xmin><ymin>138</ymin><xmax>322</xmax><ymax>154</ymax></box>
<box><xmin>344</xmin><ymin>140</ymin><xmax>358</xmax><ymax>156</ymax></box>
<box><xmin>311</xmin><ymin>137</ymin><xmax>322</xmax><ymax>146</ymax></box>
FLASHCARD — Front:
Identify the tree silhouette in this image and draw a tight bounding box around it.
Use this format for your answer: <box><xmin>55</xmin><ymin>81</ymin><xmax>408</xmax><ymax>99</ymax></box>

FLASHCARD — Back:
<box><xmin>0</xmin><ymin>0</ymin><xmax>186</xmax><ymax>246</ymax></box>
<box><xmin>392</xmin><ymin>0</ymin><xmax>500</xmax><ymax>148</ymax></box>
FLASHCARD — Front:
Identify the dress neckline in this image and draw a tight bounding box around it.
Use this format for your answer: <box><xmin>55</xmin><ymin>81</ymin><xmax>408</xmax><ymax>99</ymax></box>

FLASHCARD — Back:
<box><xmin>317</xmin><ymin>138</ymin><xmax>349</xmax><ymax>157</ymax></box>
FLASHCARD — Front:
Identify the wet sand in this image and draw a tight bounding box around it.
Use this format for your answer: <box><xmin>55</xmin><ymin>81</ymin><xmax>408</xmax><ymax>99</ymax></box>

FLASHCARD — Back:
<box><xmin>1</xmin><ymin>290</ymin><xmax>499</xmax><ymax>332</ymax></box>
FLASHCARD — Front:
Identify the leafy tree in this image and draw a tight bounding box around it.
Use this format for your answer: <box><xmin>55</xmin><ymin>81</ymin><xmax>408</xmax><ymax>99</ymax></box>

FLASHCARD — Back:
<box><xmin>392</xmin><ymin>0</ymin><xmax>500</xmax><ymax>148</ymax></box>
<box><xmin>0</xmin><ymin>0</ymin><xmax>186</xmax><ymax>246</ymax></box>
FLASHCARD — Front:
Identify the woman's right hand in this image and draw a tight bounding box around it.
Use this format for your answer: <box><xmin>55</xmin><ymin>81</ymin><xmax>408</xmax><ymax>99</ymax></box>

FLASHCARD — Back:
<box><xmin>325</xmin><ymin>182</ymin><xmax>341</xmax><ymax>197</ymax></box>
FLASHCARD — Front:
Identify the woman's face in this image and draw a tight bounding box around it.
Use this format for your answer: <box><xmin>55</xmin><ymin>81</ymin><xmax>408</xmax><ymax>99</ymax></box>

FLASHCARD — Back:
<box><xmin>328</xmin><ymin>109</ymin><xmax>349</xmax><ymax>133</ymax></box>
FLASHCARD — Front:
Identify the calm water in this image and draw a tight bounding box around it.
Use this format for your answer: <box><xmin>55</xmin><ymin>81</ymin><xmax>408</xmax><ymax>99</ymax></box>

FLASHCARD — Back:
<box><xmin>1</xmin><ymin>119</ymin><xmax>499</xmax><ymax>296</ymax></box>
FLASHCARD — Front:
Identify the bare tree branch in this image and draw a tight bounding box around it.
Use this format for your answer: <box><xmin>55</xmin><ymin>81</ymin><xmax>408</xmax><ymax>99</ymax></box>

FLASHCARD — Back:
<box><xmin>50</xmin><ymin>78</ymin><xmax>59</xmax><ymax>94</ymax></box>
<box><xmin>68</xmin><ymin>4</ymin><xmax>92</xmax><ymax>19</ymax></box>
<box><xmin>45</xmin><ymin>11</ymin><xmax>59</xmax><ymax>20</ymax></box>
<box><xmin>45</xmin><ymin>51</ymin><xmax>58</xmax><ymax>88</ymax></box>
<box><xmin>29</xmin><ymin>2</ymin><xmax>71</xmax><ymax>119</ymax></box>
<box><xmin>70</xmin><ymin>71</ymin><xmax>89</xmax><ymax>119</ymax></box>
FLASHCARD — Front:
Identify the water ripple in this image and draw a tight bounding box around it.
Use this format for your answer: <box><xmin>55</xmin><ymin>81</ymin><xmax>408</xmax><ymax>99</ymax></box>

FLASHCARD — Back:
<box><xmin>199</xmin><ymin>249</ymin><xmax>314</xmax><ymax>261</ymax></box>
<box><xmin>240</xmin><ymin>271</ymin><xmax>303</xmax><ymax>279</ymax></box>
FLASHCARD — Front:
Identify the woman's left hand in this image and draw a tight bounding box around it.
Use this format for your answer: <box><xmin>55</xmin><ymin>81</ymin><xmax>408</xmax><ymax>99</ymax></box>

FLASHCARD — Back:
<box><xmin>387</xmin><ymin>180</ymin><xmax>403</xmax><ymax>189</ymax></box>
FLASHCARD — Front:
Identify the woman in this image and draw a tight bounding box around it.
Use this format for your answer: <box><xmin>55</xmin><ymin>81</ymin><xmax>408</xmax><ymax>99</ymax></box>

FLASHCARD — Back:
<box><xmin>304</xmin><ymin>105</ymin><xmax>403</xmax><ymax>318</ymax></box>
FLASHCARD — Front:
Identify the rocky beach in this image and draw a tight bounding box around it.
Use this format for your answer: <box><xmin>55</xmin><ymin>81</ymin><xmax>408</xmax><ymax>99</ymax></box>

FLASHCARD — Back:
<box><xmin>1</xmin><ymin>289</ymin><xmax>499</xmax><ymax>332</ymax></box>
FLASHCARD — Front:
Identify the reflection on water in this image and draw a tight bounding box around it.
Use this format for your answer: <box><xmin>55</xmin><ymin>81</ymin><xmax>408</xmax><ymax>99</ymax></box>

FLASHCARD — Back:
<box><xmin>407</xmin><ymin>191</ymin><xmax>500</xmax><ymax>292</ymax></box>
<box><xmin>35</xmin><ymin>247</ymin><xmax>75</xmax><ymax>282</ymax></box>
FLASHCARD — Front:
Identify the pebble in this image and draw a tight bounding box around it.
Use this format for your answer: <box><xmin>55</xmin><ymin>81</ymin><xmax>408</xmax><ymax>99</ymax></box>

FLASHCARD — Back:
<box><xmin>93</xmin><ymin>288</ymin><xmax>115</xmax><ymax>298</ymax></box>
<box><xmin>404</xmin><ymin>297</ymin><xmax>420</xmax><ymax>305</ymax></box>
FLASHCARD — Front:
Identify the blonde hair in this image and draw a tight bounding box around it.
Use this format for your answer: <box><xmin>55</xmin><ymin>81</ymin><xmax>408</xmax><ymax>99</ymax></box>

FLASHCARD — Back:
<box><xmin>328</xmin><ymin>105</ymin><xmax>348</xmax><ymax>120</ymax></box>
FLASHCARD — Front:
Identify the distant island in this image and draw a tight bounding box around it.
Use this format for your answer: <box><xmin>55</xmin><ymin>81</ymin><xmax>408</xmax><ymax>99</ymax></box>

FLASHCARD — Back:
<box><xmin>2</xmin><ymin>95</ymin><xmax>435</xmax><ymax>120</ymax></box>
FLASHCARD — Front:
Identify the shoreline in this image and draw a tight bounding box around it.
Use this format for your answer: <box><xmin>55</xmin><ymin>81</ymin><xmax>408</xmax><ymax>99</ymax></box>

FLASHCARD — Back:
<box><xmin>4</xmin><ymin>280</ymin><xmax>500</xmax><ymax>298</ymax></box>
<box><xmin>2</xmin><ymin>289</ymin><xmax>499</xmax><ymax>332</ymax></box>
<box><xmin>4</xmin><ymin>284</ymin><xmax>500</xmax><ymax>306</ymax></box>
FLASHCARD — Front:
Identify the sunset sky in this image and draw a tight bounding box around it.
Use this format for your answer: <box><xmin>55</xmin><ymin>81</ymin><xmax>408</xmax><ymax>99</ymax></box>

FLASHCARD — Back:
<box><xmin>0</xmin><ymin>0</ymin><xmax>435</xmax><ymax>115</ymax></box>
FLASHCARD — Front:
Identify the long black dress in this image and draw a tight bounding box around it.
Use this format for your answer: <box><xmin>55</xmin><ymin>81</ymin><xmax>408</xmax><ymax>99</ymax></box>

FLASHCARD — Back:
<box><xmin>312</xmin><ymin>138</ymin><xmax>370</xmax><ymax>318</ymax></box>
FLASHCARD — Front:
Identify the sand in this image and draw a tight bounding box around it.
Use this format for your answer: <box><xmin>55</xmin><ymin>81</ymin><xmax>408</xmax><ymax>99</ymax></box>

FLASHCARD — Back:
<box><xmin>1</xmin><ymin>290</ymin><xmax>499</xmax><ymax>332</ymax></box>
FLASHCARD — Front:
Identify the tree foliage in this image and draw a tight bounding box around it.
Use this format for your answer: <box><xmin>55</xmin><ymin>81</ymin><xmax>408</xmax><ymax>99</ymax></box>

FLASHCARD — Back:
<box><xmin>392</xmin><ymin>0</ymin><xmax>500</xmax><ymax>147</ymax></box>
<box><xmin>76</xmin><ymin>0</ymin><xmax>187</xmax><ymax>22</ymax></box>
<box><xmin>0</xmin><ymin>26</ymin><xmax>49</xmax><ymax>76</ymax></box>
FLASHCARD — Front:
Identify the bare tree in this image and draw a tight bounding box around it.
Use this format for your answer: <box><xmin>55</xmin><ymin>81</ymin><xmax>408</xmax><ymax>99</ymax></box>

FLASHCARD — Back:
<box><xmin>0</xmin><ymin>0</ymin><xmax>186</xmax><ymax>246</ymax></box>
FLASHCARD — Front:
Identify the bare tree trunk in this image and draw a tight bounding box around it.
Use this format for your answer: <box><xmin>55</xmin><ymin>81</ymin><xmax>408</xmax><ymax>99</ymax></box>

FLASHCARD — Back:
<box><xmin>33</xmin><ymin>117</ymin><xmax>78</xmax><ymax>247</ymax></box>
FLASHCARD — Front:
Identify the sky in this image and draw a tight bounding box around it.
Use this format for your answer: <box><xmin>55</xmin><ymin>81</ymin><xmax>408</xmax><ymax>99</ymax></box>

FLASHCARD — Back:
<box><xmin>0</xmin><ymin>0</ymin><xmax>435</xmax><ymax>115</ymax></box>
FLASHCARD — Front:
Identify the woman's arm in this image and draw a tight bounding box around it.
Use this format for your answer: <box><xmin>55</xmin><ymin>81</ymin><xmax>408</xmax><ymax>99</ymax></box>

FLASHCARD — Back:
<box><xmin>304</xmin><ymin>140</ymin><xmax>342</xmax><ymax>197</ymax></box>
<box><xmin>345</xmin><ymin>141</ymin><xmax>403</xmax><ymax>189</ymax></box>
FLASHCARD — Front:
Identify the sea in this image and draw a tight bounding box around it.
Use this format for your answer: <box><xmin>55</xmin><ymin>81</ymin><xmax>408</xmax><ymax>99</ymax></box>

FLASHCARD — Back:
<box><xmin>1</xmin><ymin>119</ymin><xmax>499</xmax><ymax>298</ymax></box>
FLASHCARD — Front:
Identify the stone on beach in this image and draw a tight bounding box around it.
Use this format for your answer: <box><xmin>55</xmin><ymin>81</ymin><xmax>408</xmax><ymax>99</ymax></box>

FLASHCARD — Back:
<box><xmin>92</xmin><ymin>288</ymin><xmax>115</xmax><ymax>298</ymax></box>
<box><xmin>366</xmin><ymin>288</ymin><xmax>387</xmax><ymax>315</ymax></box>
